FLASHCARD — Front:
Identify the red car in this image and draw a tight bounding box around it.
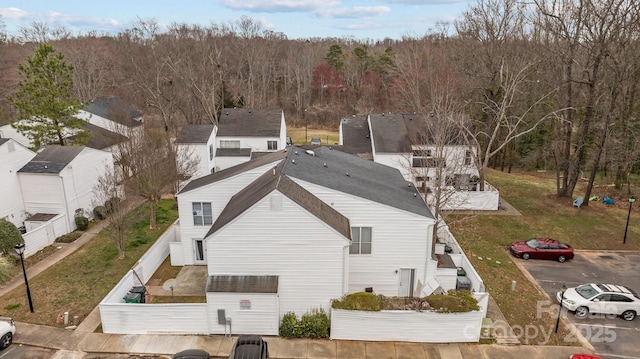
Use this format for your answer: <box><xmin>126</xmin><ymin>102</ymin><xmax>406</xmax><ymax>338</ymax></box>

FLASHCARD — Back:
<box><xmin>569</xmin><ymin>355</ymin><xmax>601</xmax><ymax>359</ymax></box>
<box><xmin>509</xmin><ymin>238</ymin><xmax>574</xmax><ymax>262</ymax></box>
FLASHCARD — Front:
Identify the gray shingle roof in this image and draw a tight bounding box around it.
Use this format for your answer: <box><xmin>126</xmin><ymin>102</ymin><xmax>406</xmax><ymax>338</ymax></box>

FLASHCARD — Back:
<box><xmin>217</xmin><ymin>108</ymin><xmax>282</xmax><ymax>137</ymax></box>
<box><xmin>0</xmin><ymin>138</ymin><xmax>9</xmax><ymax>146</ymax></box>
<box><xmin>176</xmin><ymin>125</ymin><xmax>215</xmax><ymax>144</ymax></box>
<box><xmin>369</xmin><ymin>113</ymin><xmax>472</xmax><ymax>153</ymax></box>
<box><xmin>18</xmin><ymin>146</ymin><xmax>84</xmax><ymax>174</ymax></box>
<box><xmin>282</xmin><ymin>146</ymin><xmax>433</xmax><ymax>218</ymax></box>
<box><xmin>215</xmin><ymin>148</ymin><xmax>252</xmax><ymax>157</ymax></box>
<box><xmin>178</xmin><ymin>150</ymin><xmax>288</xmax><ymax>194</ymax></box>
<box><xmin>339</xmin><ymin>116</ymin><xmax>372</xmax><ymax>157</ymax></box>
<box><xmin>206</xmin><ymin>275</ymin><xmax>278</xmax><ymax>293</ymax></box>
<box><xmin>83</xmin><ymin>98</ymin><xmax>143</xmax><ymax>128</ymax></box>
<box><xmin>81</xmin><ymin>123</ymin><xmax>128</xmax><ymax>150</ymax></box>
<box><xmin>206</xmin><ymin>159</ymin><xmax>351</xmax><ymax>239</ymax></box>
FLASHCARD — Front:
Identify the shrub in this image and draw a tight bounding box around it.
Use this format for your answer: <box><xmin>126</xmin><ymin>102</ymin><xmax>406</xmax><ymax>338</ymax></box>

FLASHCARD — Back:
<box><xmin>279</xmin><ymin>309</ymin><xmax>330</xmax><ymax>339</ymax></box>
<box><xmin>93</xmin><ymin>205</ymin><xmax>108</xmax><ymax>220</ymax></box>
<box><xmin>0</xmin><ymin>219</ymin><xmax>23</xmax><ymax>255</ymax></box>
<box><xmin>300</xmin><ymin>308</ymin><xmax>330</xmax><ymax>338</ymax></box>
<box><xmin>75</xmin><ymin>216</ymin><xmax>89</xmax><ymax>231</ymax></box>
<box><xmin>55</xmin><ymin>231</ymin><xmax>83</xmax><ymax>243</ymax></box>
<box><xmin>331</xmin><ymin>292</ymin><xmax>383</xmax><ymax>311</ymax></box>
<box><xmin>279</xmin><ymin>312</ymin><xmax>301</xmax><ymax>338</ymax></box>
<box><xmin>425</xmin><ymin>290</ymin><xmax>480</xmax><ymax>313</ymax></box>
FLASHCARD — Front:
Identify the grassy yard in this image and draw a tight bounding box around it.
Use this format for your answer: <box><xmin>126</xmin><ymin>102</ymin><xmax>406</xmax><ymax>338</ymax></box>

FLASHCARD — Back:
<box><xmin>449</xmin><ymin>168</ymin><xmax>640</xmax><ymax>345</ymax></box>
<box><xmin>0</xmin><ymin>199</ymin><xmax>178</xmax><ymax>326</ymax></box>
<box><xmin>287</xmin><ymin>126</ymin><xmax>340</xmax><ymax>146</ymax></box>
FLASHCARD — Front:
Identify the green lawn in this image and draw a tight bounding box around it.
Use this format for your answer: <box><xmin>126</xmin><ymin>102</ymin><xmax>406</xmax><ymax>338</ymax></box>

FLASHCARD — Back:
<box><xmin>449</xmin><ymin>168</ymin><xmax>640</xmax><ymax>345</ymax></box>
<box><xmin>0</xmin><ymin>199</ymin><xmax>178</xmax><ymax>326</ymax></box>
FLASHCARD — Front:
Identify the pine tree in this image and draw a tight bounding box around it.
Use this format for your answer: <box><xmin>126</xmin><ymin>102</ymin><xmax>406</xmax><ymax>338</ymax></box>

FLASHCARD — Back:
<box><xmin>9</xmin><ymin>43</ymin><xmax>89</xmax><ymax>150</ymax></box>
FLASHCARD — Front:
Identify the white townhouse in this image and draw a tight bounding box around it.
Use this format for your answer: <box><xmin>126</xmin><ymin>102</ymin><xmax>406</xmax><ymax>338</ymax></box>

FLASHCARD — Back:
<box><xmin>17</xmin><ymin>145</ymin><xmax>114</xmax><ymax>233</ymax></box>
<box><xmin>175</xmin><ymin>124</ymin><xmax>217</xmax><ymax>179</ymax></box>
<box><xmin>214</xmin><ymin>108</ymin><xmax>287</xmax><ymax>170</ymax></box>
<box><xmin>340</xmin><ymin>113</ymin><xmax>499</xmax><ymax>211</ymax></box>
<box><xmin>0</xmin><ymin>138</ymin><xmax>36</xmax><ymax>228</ymax></box>
<box><xmin>75</xmin><ymin>97</ymin><xmax>144</xmax><ymax>137</ymax></box>
<box><xmin>172</xmin><ymin>146</ymin><xmax>439</xmax><ymax>335</ymax></box>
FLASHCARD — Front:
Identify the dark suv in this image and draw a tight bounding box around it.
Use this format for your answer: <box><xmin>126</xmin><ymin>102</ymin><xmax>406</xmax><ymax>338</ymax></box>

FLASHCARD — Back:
<box><xmin>229</xmin><ymin>335</ymin><xmax>269</xmax><ymax>359</ymax></box>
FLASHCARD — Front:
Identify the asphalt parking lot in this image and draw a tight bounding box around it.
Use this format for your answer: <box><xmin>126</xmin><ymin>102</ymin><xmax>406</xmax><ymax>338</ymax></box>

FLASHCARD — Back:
<box><xmin>517</xmin><ymin>251</ymin><xmax>640</xmax><ymax>359</ymax></box>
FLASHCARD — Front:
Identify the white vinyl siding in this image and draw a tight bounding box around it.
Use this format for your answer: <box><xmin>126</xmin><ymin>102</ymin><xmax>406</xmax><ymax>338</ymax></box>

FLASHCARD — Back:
<box><xmin>0</xmin><ymin>140</ymin><xmax>35</xmax><ymax>227</ymax></box>
<box><xmin>291</xmin><ymin>178</ymin><xmax>434</xmax><ymax>297</ymax></box>
<box><xmin>207</xmin><ymin>191</ymin><xmax>348</xmax><ymax>318</ymax></box>
<box><xmin>206</xmin><ymin>293</ymin><xmax>278</xmax><ymax>335</ymax></box>
<box><xmin>175</xmin><ymin>161</ymin><xmax>283</xmax><ymax>265</ymax></box>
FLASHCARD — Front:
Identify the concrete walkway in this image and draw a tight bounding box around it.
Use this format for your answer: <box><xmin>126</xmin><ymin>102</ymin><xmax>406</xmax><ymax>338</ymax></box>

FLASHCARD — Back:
<box><xmin>3</xmin><ymin>198</ymin><xmax>594</xmax><ymax>358</ymax></box>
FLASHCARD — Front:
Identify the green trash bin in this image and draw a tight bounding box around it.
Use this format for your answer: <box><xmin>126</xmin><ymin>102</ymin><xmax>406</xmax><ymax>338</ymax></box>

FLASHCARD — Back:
<box><xmin>123</xmin><ymin>292</ymin><xmax>141</xmax><ymax>303</ymax></box>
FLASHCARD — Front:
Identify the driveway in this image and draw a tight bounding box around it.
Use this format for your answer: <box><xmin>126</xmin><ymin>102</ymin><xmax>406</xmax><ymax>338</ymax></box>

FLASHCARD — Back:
<box><xmin>516</xmin><ymin>251</ymin><xmax>640</xmax><ymax>359</ymax></box>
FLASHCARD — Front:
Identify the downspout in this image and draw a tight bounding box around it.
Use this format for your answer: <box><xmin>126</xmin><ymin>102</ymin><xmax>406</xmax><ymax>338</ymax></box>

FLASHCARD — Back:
<box><xmin>423</xmin><ymin>222</ymin><xmax>433</xmax><ymax>287</ymax></box>
<box><xmin>60</xmin><ymin>174</ymin><xmax>72</xmax><ymax>232</ymax></box>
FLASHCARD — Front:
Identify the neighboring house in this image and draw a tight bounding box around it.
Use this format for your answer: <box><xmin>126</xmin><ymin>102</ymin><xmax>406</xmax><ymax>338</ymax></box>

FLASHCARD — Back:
<box><xmin>0</xmin><ymin>124</ymin><xmax>31</xmax><ymax>149</ymax></box>
<box><xmin>75</xmin><ymin>97</ymin><xmax>143</xmax><ymax>137</ymax></box>
<box><xmin>172</xmin><ymin>146</ymin><xmax>440</xmax><ymax>335</ymax></box>
<box><xmin>215</xmin><ymin>108</ymin><xmax>286</xmax><ymax>170</ymax></box>
<box><xmin>175</xmin><ymin>124</ymin><xmax>217</xmax><ymax>179</ymax></box>
<box><xmin>340</xmin><ymin>113</ymin><xmax>499</xmax><ymax>211</ymax></box>
<box><xmin>0</xmin><ymin>138</ymin><xmax>36</xmax><ymax>228</ymax></box>
<box><xmin>17</xmin><ymin>146</ymin><xmax>114</xmax><ymax>233</ymax></box>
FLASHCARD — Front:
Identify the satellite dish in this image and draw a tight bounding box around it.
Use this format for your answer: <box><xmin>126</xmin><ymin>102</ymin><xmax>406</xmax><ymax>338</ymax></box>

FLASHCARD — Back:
<box><xmin>163</xmin><ymin>278</ymin><xmax>177</xmax><ymax>291</ymax></box>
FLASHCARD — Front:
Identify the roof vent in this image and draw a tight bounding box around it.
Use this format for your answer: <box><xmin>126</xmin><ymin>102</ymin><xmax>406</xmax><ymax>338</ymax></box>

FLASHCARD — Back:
<box><xmin>44</xmin><ymin>165</ymin><xmax>48</xmax><ymax>169</ymax></box>
<box><xmin>248</xmin><ymin>109</ymin><xmax>252</xmax><ymax>113</ymax></box>
<box><xmin>306</xmin><ymin>150</ymin><xmax>315</xmax><ymax>156</ymax></box>
<box><xmin>346</xmin><ymin>172</ymin><xmax>350</xmax><ymax>177</ymax></box>
<box><xmin>323</xmin><ymin>163</ymin><xmax>327</xmax><ymax>167</ymax></box>
<box><xmin>294</xmin><ymin>151</ymin><xmax>298</xmax><ymax>155</ymax></box>
<box><xmin>292</xmin><ymin>159</ymin><xmax>296</xmax><ymax>164</ymax></box>
<box><xmin>414</xmin><ymin>193</ymin><xmax>417</xmax><ymax>197</ymax></box>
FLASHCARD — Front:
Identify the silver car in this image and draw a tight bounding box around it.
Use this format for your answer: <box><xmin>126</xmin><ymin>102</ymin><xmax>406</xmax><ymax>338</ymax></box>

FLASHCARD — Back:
<box><xmin>0</xmin><ymin>317</ymin><xmax>15</xmax><ymax>350</ymax></box>
<box><xmin>557</xmin><ymin>283</ymin><xmax>640</xmax><ymax>321</ymax></box>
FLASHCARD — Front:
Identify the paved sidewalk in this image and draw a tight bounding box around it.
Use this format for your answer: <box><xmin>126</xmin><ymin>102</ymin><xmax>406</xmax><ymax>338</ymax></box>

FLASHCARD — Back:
<box><xmin>13</xmin><ymin>322</ymin><xmax>591</xmax><ymax>358</ymax></box>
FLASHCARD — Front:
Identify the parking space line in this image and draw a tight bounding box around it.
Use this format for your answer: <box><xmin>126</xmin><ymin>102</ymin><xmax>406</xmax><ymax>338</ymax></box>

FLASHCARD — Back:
<box><xmin>574</xmin><ymin>323</ymin><xmax>640</xmax><ymax>331</ymax></box>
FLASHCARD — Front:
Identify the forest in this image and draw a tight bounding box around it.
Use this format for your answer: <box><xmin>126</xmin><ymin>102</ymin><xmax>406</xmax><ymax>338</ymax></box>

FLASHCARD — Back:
<box><xmin>1</xmin><ymin>0</ymin><xmax>640</xmax><ymax>203</ymax></box>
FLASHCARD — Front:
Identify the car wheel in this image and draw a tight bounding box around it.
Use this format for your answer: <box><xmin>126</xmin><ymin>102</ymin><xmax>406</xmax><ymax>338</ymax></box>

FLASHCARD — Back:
<box><xmin>522</xmin><ymin>253</ymin><xmax>530</xmax><ymax>260</ymax></box>
<box><xmin>622</xmin><ymin>310</ymin><xmax>636</xmax><ymax>321</ymax></box>
<box><xmin>575</xmin><ymin>306</ymin><xmax>589</xmax><ymax>319</ymax></box>
<box><xmin>558</xmin><ymin>255</ymin><xmax>566</xmax><ymax>263</ymax></box>
<box><xmin>0</xmin><ymin>332</ymin><xmax>12</xmax><ymax>350</ymax></box>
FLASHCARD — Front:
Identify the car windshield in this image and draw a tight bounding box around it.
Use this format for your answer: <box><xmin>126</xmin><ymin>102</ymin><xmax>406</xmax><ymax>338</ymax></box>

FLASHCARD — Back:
<box><xmin>575</xmin><ymin>284</ymin><xmax>599</xmax><ymax>299</ymax></box>
<box><xmin>525</xmin><ymin>239</ymin><xmax>540</xmax><ymax>249</ymax></box>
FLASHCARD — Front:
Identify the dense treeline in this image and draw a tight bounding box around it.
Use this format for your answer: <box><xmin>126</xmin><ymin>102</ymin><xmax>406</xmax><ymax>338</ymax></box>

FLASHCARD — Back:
<box><xmin>1</xmin><ymin>0</ymin><xmax>640</xmax><ymax>202</ymax></box>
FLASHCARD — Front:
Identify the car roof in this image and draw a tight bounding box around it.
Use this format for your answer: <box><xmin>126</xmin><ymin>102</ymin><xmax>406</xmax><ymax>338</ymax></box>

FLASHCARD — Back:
<box><xmin>593</xmin><ymin>284</ymin><xmax>638</xmax><ymax>297</ymax></box>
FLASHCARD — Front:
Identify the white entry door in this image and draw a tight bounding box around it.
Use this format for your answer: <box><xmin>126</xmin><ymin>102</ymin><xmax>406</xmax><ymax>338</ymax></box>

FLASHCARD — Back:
<box><xmin>193</xmin><ymin>239</ymin><xmax>206</xmax><ymax>264</ymax></box>
<box><xmin>399</xmin><ymin>268</ymin><xmax>415</xmax><ymax>297</ymax></box>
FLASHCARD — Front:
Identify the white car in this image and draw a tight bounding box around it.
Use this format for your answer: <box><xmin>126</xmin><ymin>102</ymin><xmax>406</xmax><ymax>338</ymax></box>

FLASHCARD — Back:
<box><xmin>0</xmin><ymin>317</ymin><xmax>15</xmax><ymax>350</ymax></box>
<box><xmin>557</xmin><ymin>283</ymin><xmax>640</xmax><ymax>321</ymax></box>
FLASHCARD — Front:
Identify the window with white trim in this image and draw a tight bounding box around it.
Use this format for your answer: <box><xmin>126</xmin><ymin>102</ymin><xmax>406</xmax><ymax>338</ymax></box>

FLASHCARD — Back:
<box><xmin>220</xmin><ymin>140</ymin><xmax>240</xmax><ymax>149</ymax></box>
<box><xmin>267</xmin><ymin>140</ymin><xmax>278</xmax><ymax>150</ymax></box>
<box><xmin>192</xmin><ymin>202</ymin><xmax>212</xmax><ymax>226</ymax></box>
<box><xmin>350</xmin><ymin>227</ymin><xmax>372</xmax><ymax>254</ymax></box>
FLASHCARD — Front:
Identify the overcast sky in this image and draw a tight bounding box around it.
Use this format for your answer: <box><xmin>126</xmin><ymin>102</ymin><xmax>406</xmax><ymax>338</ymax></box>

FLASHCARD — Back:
<box><xmin>1</xmin><ymin>0</ymin><xmax>473</xmax><ymax>40</ymax></box>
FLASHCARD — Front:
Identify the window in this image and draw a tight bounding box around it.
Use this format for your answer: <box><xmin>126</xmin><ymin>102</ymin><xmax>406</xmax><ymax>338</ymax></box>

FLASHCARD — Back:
<box><xmin>413</xmin><ymin>157</ymin><xmax>446</xmax><ymax>168</ymax></box>
<box><xmin>192</xmin><ymin>202</ymin><xmax>212</xmax><ymax>226</ymax></box>
<box><xmin>209</xmin><ymin>144</ymin><xmax>214</xmax><ymax>160</ymax></box>
<box><xmin>610</xmin><ymin>294</ymin><xmax>633</xmax><ymax>302</ymax></box>
<box><xmin>412</xmin><ymin>149</ymin><xmax>432</xmax><ymax>157</ymax></box>
<box><xmin>267</xmin><ymin>140</ymin><xmax>278</xmax><ymax>150</ymax></box>
<box><xmin>350</xmin><ymin>227</ymin><xmax>372</xmax><ymax>254</ymax></box>
<box><xmin>220</xmin><ymin>140</ymin><xmax>240</xmax><ymax>149</ymax></box>
<box><xmin>465</xmin><ymin>150</ymin><xmax>473</xmax><ymax>166</ymax></box>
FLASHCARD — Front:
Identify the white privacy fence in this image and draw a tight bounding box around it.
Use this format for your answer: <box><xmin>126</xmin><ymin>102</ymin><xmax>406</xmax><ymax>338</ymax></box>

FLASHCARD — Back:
<box><xmin>99</xmin><ymin>220</ymin><xmax>210</xmax><ymax>334</ymax></box>
<box><xmin>330</xmin><ymin>293</ymin><xmax>489</xmax><ymax>343</ymax></box>
<box><xmin>23</xmin><ymin>214</ymin><xmax>68</xmax><ymax>258</ymax></box>
<box><xmin>437</xmin><ymin>225</ymin><xmax>485</xmax><ymax>293</ymax></box>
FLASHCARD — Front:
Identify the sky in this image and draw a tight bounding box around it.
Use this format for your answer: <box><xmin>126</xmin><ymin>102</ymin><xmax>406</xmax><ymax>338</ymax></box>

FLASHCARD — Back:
<box><xmin>0</xmin><ymin>0</ymin><xmax>474</xmax><ymax>41</ymax></box>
